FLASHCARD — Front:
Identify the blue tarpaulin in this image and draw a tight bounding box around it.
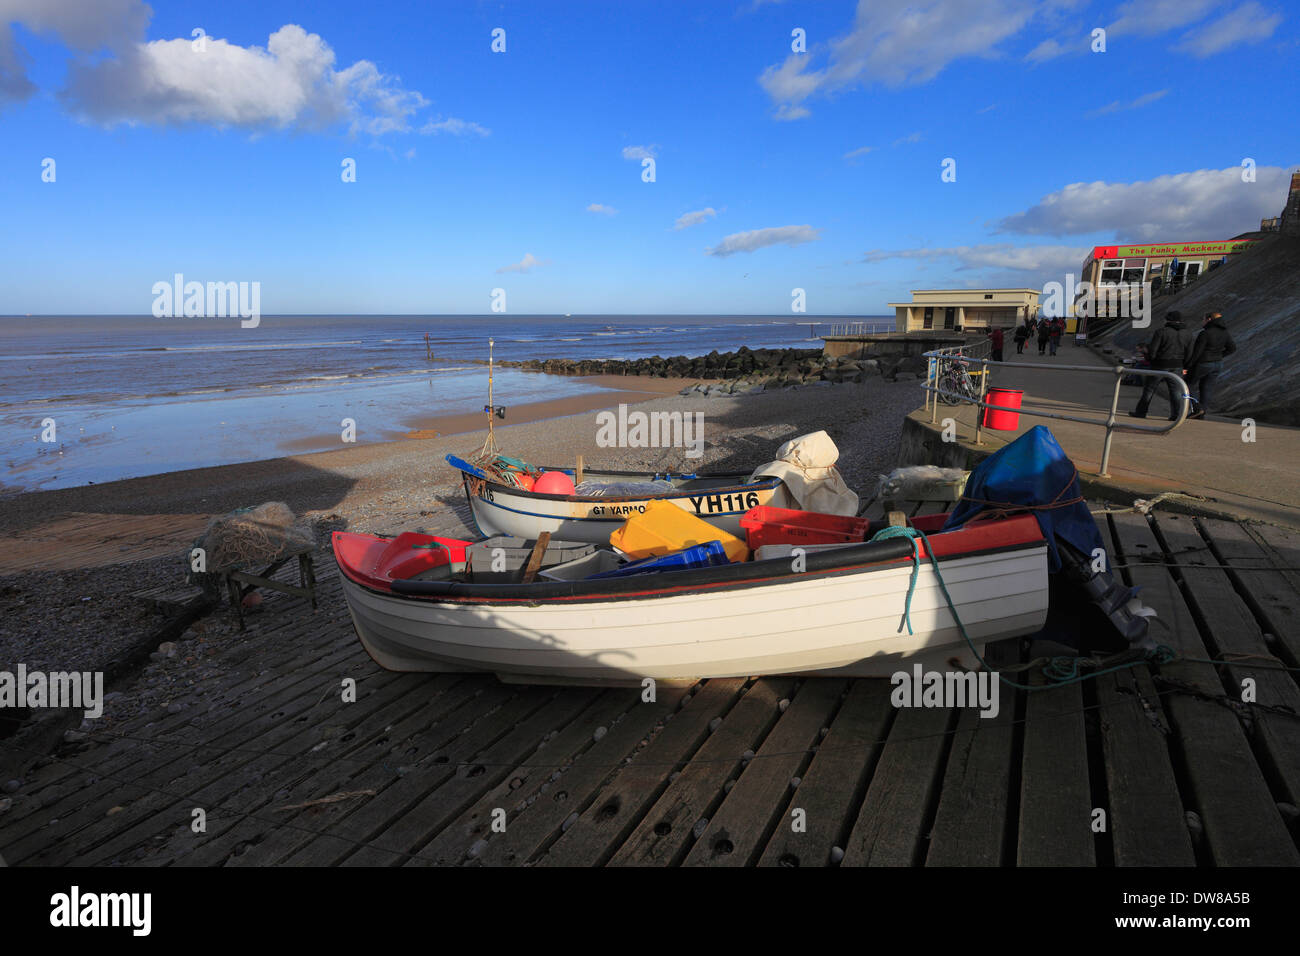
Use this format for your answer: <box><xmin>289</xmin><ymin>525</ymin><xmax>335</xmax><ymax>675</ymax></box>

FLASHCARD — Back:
<box><xmin>941</xmin><ymin>425</ymin><xmax>1102</xmax><ymax>573</ymax></box>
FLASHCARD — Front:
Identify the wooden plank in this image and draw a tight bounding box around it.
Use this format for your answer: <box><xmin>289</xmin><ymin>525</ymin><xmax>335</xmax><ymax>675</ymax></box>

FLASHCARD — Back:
<box><xmin>1017</xmin><ymin>677</ymin><xmax>1095</xmax><ymax>866</ymax></box>
<box><xmin>29</xmin><ymin>665</ymin><xmax>411</xmax><ymax>866</ymax></box>
<box><xmin>1110</xmin><ymin>512</ymin><xmax>1298</xmax><ymax>865</ymax></box>
<box><xmin>275</xmin><ymin>687</ymin><xmax>557</xmax><ymax>866</ymax></box>
<box><xmin>683</xmin><ymin>679</ymin><xmax>846</xmax><ymax>867</ymax></box>
<box><xmin>520</xmin><ymin>531</ymin><xmax>551</xmax><ymax>584</ymax></box>
<box><xmin>340</xmin><ymin>689</ymin><xmax>600</xmax><ymax>865</ymax></box>
<box><xmin>2</xmin><ymin>640</ymin><xmax>374</xmax><ymax>860</ymax></box>
<box><xmin>925</xmin><ymin>692</ymin><xmax>1016</xmax><ymax>866</ymax></box>
<box><xmin>410</xmin><ymin>687</ymin><xmax>667</xmax><ymax>866</ymax></box>
<box><xmin>1200</xmin><ymin>519</ymin><xmax>1300</xmax><ymax>667</ymax></box>
<box><xmin>1095</xmin><ymin>668</ymin><xmax>1196</xmax><ymax>866</ymax></box>
<box><xmin>460</xmin><ymin>687</ymin><xmax>692</xmax><ymax>867</ymax></box>
<box><xmin>168</xmin><ymin>675</ymin><xmax>468</xmax><ymax>866</ymax></box>
<box><xmin>1093</xmin><ymin>515</ymin><xmax>1196</xmax><ymax>867</ymax></box>
<box><xmin>1159</xmin><ymin>514</ymin><xmax>1300</xmax><ymax>810</ymax></box>
<box><xmin>757</xmin><ymin>680</ymin><xmax>894</xmax><ymax>867</ymax></box>
<box><xmin>4</xmin><ymin>621</ymin><xmax>361</xmax><ymax>812</ymax></box>
<box><xmin>538</xmin><ymin>678</ymin><xmax>746</xmax><ymax>867</ymax></box>
<box><xmin>225</xmin><ymin>679</ymin><xmax>520</xmax><ymax>867</ymax></box>
<box><xmin>841</xmin><ymin>704</ymin><xmax>953</xmax><ymax>867</ymax></box>
<box><xmin>609</xmin><ymin>678</ymin><xmax>797</xmax><ymax>866</ymax></box>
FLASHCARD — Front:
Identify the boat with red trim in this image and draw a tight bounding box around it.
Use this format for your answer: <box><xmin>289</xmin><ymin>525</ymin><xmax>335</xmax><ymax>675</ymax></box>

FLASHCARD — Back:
<box><xmin>331</xmin><ymin>511</ymin><xmax>1049</xmax><ymax>685</ymax></box>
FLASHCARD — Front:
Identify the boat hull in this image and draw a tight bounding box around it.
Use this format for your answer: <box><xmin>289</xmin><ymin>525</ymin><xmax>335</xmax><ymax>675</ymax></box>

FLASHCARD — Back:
<box><xmin>339</xmin><ymin>544</ymin><xmax>1049</xmax><ymax>683</ymax></box>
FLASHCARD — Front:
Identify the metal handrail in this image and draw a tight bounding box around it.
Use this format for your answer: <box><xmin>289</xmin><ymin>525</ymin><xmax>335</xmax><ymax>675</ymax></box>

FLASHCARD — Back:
<box><xmin>921</xmin><ymin>350</ymin><xmax>1190</xmax><ymax>477</ymax></box>
<box><xmin>825</xmin><ymin>321</ymin><xmax>894</xmax><ymax>337</ymax></box>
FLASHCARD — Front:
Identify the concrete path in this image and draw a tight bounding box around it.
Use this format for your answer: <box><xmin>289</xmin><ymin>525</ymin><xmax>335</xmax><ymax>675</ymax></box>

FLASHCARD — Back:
<box><xmin>917</xmin><ymin>342</ymin><xmax>1300</xmax><ymax>527</ymax></box>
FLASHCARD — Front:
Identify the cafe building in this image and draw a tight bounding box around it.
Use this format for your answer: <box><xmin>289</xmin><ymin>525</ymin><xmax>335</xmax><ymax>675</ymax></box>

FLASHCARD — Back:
<box><xmin>1075</xmin><ymin>238</ymin><xmax>1257</xmax><ymax>323</ymax></box>
<box><xmin>890</xmin><ymin>288</ymin><xmax>1040</xmax><ymax>333</ymax></box>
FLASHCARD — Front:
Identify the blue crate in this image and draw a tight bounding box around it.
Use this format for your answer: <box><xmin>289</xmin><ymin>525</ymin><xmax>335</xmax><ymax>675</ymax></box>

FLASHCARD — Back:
<box><xmin>587</xmin><ymin>541</ymin><xmax>731</xmax><ymax>579</ymax></box>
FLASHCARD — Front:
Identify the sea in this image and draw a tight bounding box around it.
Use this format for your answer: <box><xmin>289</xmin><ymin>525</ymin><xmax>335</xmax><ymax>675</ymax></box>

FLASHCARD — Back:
<box><xmin>0</xmin><ymin>314</ymin><xmax>892</xmax><ymax>492</ymax></box>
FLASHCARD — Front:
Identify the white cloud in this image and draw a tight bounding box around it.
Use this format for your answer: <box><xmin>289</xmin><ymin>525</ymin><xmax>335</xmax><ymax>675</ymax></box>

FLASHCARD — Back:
<box><xmin>58</xmin><ymin>25</ymin><xmax>430</xmax><ymax>133</ymax></box>
<box><xmin>843</xmin><ymin>145</ymin><xmax>875</xmax><ymax>160</ymax></box>
<box><xmin>706</xmin><ymin>225</ymin><xmax>820</xmax><ymax>257</ymax></box>
<box><xmin>420</xmin><ymin>116</ymin><xmax>490</xmax><ymax>136</ymax></box>
<box><xmin>998</xmin><ymin>165</ymin><xmax>1295</xmax><ymax>240</ymax></box>
<box><xmin>1</xmin><ymin>4</ymin><xmax>479</xmax><ymax>137</ymax></box>
<box><xmin>622</xmin><ymin>144</ymin><xmax>658</xmax><ymax>160</ymax></box>
<box><xmin>1106</xmin><ymin>0</ymin><xmax>1224</xmax><ymax>38</ymax></box>
<box><xmin>674</xmin><ymin>207</ymin><xmax>717</xmax><ymax>230</ymax></box>
<box><xmin>863</xmin><ymin>243</ymin><xmax>1086</xmax><ymax>272</ymax></box>
<box><xmin>892</xmin><ymin>131</ymin><xmax>923</xmax><ymax>146</ymax></box>
<box><xmin>1174</xmin><ymin>2</ymin><xmax>1284</xmax><ymax>56</ymax></box>
<box><xmin>759</xmin><ymin>0</ymin><xmax>1037</xmax><ymax>112</ymax></box>
<box><xmin>1087</xmin><ymin>89</ymin><xmax>1168</xmax><ymax>117</ymax></box>
<box><xmin>1024</xmin><ymin>37</ymin><xmax>1072</xmax><ymax>63</ymax></box>
<box><xmin>1</xmin><ymin>0</ymin><xmax>149</xmax><ymax>103</ymax></box>
<box><xmin>773</xmin><ymin>104</ymin><xmax>811</xmax><ymax>121</ymax></box>
<box><xmin>496</xmin><ymin>253</ymin><xmax>547</xmax><ymax>274</ymax></box>
<box><xmin>587</xmin><ymin>203</ymin><xmax>618</xmax><ymax>215</ymax></box>
<box><xmin>861</xmin><ymin>243</ymin><xmax>1089</xmax><ymax>292</ymax></box>
<box><xmin>1025</xmin><ymin>1</ymin><xmax>1231</xmax><ymax>65</ymax></box>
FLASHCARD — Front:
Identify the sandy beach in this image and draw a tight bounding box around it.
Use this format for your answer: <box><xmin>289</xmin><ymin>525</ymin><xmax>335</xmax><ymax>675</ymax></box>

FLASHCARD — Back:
<box><xmin>0</xmin><ymin>374</ymin><xmax>922</xmax><ymax>681</ymax></box>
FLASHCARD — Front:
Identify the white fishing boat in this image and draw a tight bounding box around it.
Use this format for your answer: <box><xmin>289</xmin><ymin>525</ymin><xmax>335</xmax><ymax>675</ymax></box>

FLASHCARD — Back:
<box><xmin>332</xmin><ymin>512</ymin><xmax>1050</xmax><ymax>685</ymax></box>
<box><xmin>446</xmin><ymin>454</ymin><xmax>784</xmax><ymax>542</ymax></box>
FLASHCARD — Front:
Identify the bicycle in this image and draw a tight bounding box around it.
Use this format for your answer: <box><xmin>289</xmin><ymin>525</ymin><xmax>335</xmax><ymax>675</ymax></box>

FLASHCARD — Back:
<box><xmin>935</xmin><ymin>355</ymin><xmax>981</xmax><ymax>405</ymax></box>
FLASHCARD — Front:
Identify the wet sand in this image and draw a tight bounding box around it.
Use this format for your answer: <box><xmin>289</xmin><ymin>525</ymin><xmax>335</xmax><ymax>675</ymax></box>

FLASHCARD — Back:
<box><xmin>278</xmin><ymin>375</ymin><xmax>705</xmax><ymax>450</ymax></box>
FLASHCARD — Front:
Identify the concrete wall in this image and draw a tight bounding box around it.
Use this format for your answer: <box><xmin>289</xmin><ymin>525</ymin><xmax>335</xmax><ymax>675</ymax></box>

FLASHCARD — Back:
<box><xmin>823</xmin><ymin>332</ymin><xmax>964</xmax><ymax>359</ymax></box>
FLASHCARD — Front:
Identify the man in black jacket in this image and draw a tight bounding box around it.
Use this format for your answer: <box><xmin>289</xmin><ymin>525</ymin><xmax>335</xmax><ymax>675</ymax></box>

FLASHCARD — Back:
<box><xmin>1130</xmin><ymin>310</ymin><xmax>1194</xmax><ymax>420</ymax></box>
<box><xmin>1185</xmin><ymin>311</ymin><xmax>1236</xmax><ymax>419</ymax></box>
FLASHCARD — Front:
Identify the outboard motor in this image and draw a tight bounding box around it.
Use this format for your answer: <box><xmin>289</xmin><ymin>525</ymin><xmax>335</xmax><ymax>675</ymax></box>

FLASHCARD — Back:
<box><xmin>1056</xmin><ymin>540</ymin><xmax>1157</xmax><ymax>651</ymax></box>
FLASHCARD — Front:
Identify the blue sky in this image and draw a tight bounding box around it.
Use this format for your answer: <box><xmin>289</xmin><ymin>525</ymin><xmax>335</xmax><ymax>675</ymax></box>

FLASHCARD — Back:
<box><xmin>1</xmin><ymin>0</ymin><xmax>1296</xmax><ymax>315</ymax></box>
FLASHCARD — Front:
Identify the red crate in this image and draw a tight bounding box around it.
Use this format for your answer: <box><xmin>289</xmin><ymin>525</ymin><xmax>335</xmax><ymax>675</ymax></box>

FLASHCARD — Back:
<box><xmin>739</xmin><ymin>506</ymin><xmax>869</xmax><ymax>549</ymax></box>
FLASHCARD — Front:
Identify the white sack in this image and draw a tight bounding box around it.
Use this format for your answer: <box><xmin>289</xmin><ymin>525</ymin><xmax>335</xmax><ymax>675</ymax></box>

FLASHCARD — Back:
<box><xmin>747</xmin><ymin>430</ymin><xmax>859</xmax><ymax>516</ymax></box>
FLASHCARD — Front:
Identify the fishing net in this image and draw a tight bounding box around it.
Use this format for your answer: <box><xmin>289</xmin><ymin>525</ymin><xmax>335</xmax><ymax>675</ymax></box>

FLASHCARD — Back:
<box><xmin>876</xmin><ymin>466</ymin><xmax>969</xmax><ymax>503</ymax></box>
<box><xmin>188</xmin><ymin>502</ymin><xmax>316</xmax><ymax>591</ymax></box>
<box><xmin>471</xmin><ymin>453</ymin><xmax>543</xmax><ymax>487</ymax></box>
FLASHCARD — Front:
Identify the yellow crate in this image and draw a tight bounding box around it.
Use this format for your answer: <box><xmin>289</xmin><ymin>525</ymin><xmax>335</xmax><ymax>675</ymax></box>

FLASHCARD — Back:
<box><xmin>610</xmin><ymin>500</ymin><xmax>750</xmax><ymax>563</ymax></box>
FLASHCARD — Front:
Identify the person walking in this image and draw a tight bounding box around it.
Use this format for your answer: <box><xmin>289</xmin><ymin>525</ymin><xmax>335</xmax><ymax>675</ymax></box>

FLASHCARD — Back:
<box><xmin>1013</xmin><ymin>322</ymin><xmax>1029</xmax><ymax>354</ymax></box>
<box><xmin>1130</xmin><ymin>310</ymin><xmax>1194</xmax><ymax>420</ymax></box>
<box><xmin>1036</xmin><ymin>319</ymin><xmax>1051</xmax><ymax>355</ymax></box>
<box><xmin>1048</xmin><ymin>317</ymin><xmax>1063</xmax><ymax>356</ymax></box>
<box><xmin>989</xmin><ymin>325</ymin><xmax>1004</xmax><ymax>362</ymax></box>
<box><xmin>1185</xmin><ymin>310</ymin><xmax>1236</xmax><ymax>419</ymax></box>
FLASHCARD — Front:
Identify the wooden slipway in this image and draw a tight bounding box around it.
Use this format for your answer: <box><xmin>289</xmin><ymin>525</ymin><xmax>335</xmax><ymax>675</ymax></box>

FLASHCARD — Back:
<box><xmin>3</xmin><ymin>496</ymin><xmax>1299</xmax><ymax>867</ymax></box>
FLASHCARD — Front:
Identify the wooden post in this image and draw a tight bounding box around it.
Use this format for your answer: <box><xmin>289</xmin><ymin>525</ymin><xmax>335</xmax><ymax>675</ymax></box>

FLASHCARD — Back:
<box><xmin>575</xmin><ymin>454</ymin><xmax>584</xmax><ymax>486</ymax></box>
<box><xmin>520</xmin><ymin>532</ymin><xmax>551</xmax><ymax>584</ymax></box>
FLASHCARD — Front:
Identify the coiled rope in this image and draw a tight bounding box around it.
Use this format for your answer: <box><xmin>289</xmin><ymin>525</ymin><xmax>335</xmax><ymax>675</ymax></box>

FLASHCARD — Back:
<box><xmin>868</xmin><ymin>523</ymin><xmax>1177</xmax><ymax>691</ymax></box>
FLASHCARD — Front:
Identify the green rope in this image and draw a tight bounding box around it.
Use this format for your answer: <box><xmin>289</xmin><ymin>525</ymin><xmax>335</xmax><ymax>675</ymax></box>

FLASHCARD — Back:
<box><xmin>868</xmin><ymin>524</ymin><xmax>1177</xmax><ymax>691</ymax></box>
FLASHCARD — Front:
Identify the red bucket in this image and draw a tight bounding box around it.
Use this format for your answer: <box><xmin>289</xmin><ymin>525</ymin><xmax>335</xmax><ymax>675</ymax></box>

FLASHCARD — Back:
<box><xmin>981</xmin><ymin>387</ymin><xmax>1023</xmax><ymax>430</ymax></box>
